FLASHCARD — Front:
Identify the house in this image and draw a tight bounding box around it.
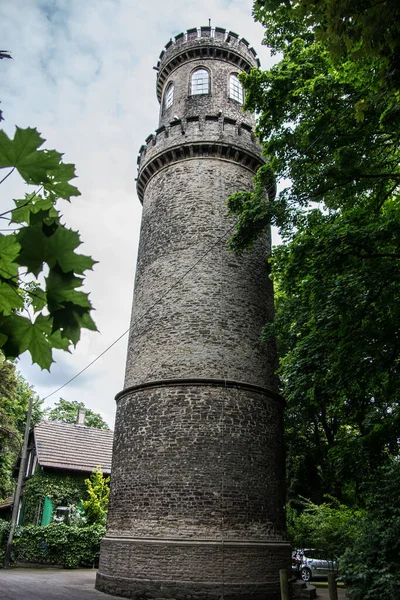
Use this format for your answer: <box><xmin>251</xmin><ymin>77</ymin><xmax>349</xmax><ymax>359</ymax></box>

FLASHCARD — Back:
<box><xmin>1</xmin><ymin>416</ymin><xmax>114</xmax><ymax>526</ymax></box>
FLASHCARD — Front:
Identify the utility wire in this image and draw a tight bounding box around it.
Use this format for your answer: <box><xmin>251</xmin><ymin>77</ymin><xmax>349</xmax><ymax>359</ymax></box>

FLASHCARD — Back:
<box><xmin>43</xmin><ymin>221</ymin><xmax>237</xmax><ymax>401</ymax></box>
<box><xmin>36</xmin><ymin>77</ymin><xmax>388</xmax><ymax>400</ymax></box>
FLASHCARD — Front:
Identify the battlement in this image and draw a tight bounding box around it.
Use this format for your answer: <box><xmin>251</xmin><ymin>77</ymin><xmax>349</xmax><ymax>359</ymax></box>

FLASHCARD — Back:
<box><xmin>136</xmin><ymin>114</ymin><xmax>264</xmax><ymax>203</ymax></box>
<box><xmin>155</xmin><ymin>26</ymin><xmax>261</xmax><ymax>103</ymax></box>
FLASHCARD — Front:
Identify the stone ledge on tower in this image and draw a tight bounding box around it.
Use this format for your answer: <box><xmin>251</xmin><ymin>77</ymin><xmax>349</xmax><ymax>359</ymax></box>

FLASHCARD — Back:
<box><xmin>136</xmin><ymin>114</ymin><xmax>263</xmax><ymax>198</ymax></box>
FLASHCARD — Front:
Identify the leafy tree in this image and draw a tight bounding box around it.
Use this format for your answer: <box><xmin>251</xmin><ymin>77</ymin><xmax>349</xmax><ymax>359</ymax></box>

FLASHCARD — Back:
<box><xmin>256</xmin><ymin>0</ymin><xmax>400</xmax><ymax>66</ymax></box>
<box><xmin>0</xmin><ymin>126</ymin><xmax>97</xmax><ymax>370</ymax></box>
<box><xmin>46</xmin><ymin>398</ymin><xmax>109</xmax><ymax>430</ymax></box>
<box><xmin>0</xmin><ymin>353</ymin><xmax>43</xmax><ymax>500</ymax></box>
<box><xmin>228</xmin><ymin>0</ymin><xmax>400</xmax><ymax>502</ymax></box>
<box><xmin>81</xmin><ymin>467</ymin><xmax>110</xmax><ymax>525</ymax></box>
<box><xmin>287</xmin><ymin>498</ymin><xmax>364</xmax><ymax>558</ymax></box>
<box><xmin>340</xmin><ymin>461</ymin><xmax>400</xmax><ymax>600</ymax></box>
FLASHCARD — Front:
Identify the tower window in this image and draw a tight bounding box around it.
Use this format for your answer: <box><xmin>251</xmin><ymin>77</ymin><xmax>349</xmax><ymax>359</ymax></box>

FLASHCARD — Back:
<box><xmin>164</xmin><ymin>83</ymin><xmax>174</xmax><ymax>110</ymax></box>
<box><xmin>229</xmin><ymin>74</ymin><xmax>244</xmax><ymax>104</ymax></box>
<box><xmin>191</xmin><ymin>69</ymin><xmax>209</xmax><ymax>95</ymax></box>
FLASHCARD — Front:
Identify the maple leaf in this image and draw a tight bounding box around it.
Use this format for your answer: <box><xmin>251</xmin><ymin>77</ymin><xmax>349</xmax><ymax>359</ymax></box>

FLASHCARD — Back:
<box><xmin>0</xmin><ymin>127</ymin><xmax>97</xmax><ymax>369</ymax></box>
<box><xmin>0</xmin><ymin>127</ymin><xmax>62</xmax><ymax>184</ymax></box>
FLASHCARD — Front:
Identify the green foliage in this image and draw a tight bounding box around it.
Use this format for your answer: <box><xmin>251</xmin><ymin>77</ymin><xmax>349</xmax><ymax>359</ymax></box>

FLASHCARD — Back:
<box><xmin>253</xmin><ymin>0</ymin><xmax>400</xmax><ymax>67</ymax></box>
<box><xmin>271</xmin><ymin>204</ymin><xmax>400</xmax><ymax>502</ymax></box>
<box><xmin>0</xmin><ymin>518</ymin><xmax>10</xmax><ymax>562</ymax></box>
<box><xmin>0</xmin><ymin>353</ymin><xmax>43</xmax><ymax>501</ymax></box>
<box><xmin>46</xmin><ymin>398</ymin><xmax>109</xmax><ymax>430</ymax></box>
<box><xmin>287</xmin><ymin>498</ymin><xmax>364</xmax><ymax>558</ymax></box>
<box><xmin>340</xmin><ymin>461</ymin><xmax>400</xmax><ymax>600</ymax></box>
<box><xmin>81</xmin><ymin>467</ymin><xmax>110</xmax><ymax>525</ymax></box>
<box><xmin>229</xmin><ymin>1</ymin><xmax>400</xmax><ymax>503</ymax></box>
<box><xmin>23</xmin><ymin>470</ymin><xmax>87</xmax><ymax>525</ymax></box>
<box><xmin>0</xmin><ymin>127</ymin><xmax>97</xmax><ymax>370</ymax></box>
<box><xmin>0</xmin><ymin>520</ymin><xmax>104</xmax><ymax>568</ymax></box>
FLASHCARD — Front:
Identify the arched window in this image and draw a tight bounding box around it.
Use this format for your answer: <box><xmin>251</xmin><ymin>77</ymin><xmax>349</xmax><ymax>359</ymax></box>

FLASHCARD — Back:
<box><xmin>164</xmin><ymin>82</ymin><xmax>174</xmax><ymax>110</ymax></box>
<box><xmin>229</xmin><ymin>74</ymin><xmax>243</xmax><ymax>104</ymax></box>
<box><xmin>191</xmin><ymin>68</ymin><xmax>209</xmax><ymax>95</ymax></box>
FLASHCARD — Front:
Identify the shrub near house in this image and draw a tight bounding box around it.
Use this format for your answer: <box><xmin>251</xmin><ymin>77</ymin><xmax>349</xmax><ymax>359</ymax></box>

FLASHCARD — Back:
<box><xmin>0</xmin><ymin>468</ymin><xmax>110</xmax><ymax>567</ymax></box>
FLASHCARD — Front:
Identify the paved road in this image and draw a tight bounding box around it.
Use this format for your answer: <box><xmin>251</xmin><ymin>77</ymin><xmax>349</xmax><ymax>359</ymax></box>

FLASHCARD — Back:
<box><xmin>0</xmin><ymin>568</ymin><xmax>347</xmax><ymax>600</ymax></box>
<box><xmin>0</xmin><ymin>568</ymin><xmax>121</xmax><ymax>600</ymax></box>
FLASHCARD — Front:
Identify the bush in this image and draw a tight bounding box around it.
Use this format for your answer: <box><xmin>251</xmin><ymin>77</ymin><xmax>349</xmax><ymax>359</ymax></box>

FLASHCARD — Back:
<box><xmin>0</xmin><ymin>518</ymin><xmax>11</xmax><ymax>562</ymax></box>
<box><xmin>287</xmin><ymin>497</ymin><xmax>364</xmax><ymax>557</ymax></box>
<box><xmin>1</xmin><ymin>522</ymin><xmax>105</xmax><ymax>568</ymax></box>
<box><xmin>340</xmin><ymin>462</ymin><xmax>400</xmax><ymax>600</ymax></box>
<box><xmin>81</xmin><ymin>467</ymin><xmax>110</xmax><ymax>525</ymax></box>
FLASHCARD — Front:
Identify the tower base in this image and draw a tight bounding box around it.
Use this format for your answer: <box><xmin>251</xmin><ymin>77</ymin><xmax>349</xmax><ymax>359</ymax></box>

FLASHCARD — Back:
<box><xmin>96</xmin><ymin>537</ymin><xmax>291</xmax><ymax>599</ymax></box>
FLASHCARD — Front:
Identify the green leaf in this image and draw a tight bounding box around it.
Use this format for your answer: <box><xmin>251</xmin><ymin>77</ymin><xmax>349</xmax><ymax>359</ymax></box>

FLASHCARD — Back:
<box><xmin>0</xmin><ymin>127</ymin><xmax>45</xmax><ymax>168</ymax></box>
<box><xmin>0</xmin><ymin>281</ymin><xmax>24</xmax><ymax>314</ymax></box>
<box><xmin>15</xmin><ymin>227</ymin><xmax>47</xmax><ymax>276</ymax></box>
<box><xmin>76</xmin><ymin>310</ymin><xmax>97</xmax><ymax>332</ymax></box>
<box><xmin>28</xmin><ymin>286</ymin><xmax>47</xmax><ymax>312</ymax></box>
<box><xmin>0</xmin><ymin>313</ymin><xmax>58</xmax><ymax>369</ymax></box>
<box><xmin>49</xmin><ymin>329</ymin><xmax>71</xmax><ymax>351</ymax></box>
<box><xmin>1</xmin><ymin>314</ymin><xmax>33</xmax><ymax>358</ymax></box>
<box><xmin>0</xmin><ymin>330</ymin><xmax>8</xmax><ymax>347</ymax></box>
<box><xmin>0</xmin><ymin>127</ymin><xmax>62</xmax><ymax>184</ymax></box>
<box><xmin>28</xmin><ymin>314</ymin><xmax>54</xmax><ymax>370</ymax></box>
<box><xmin>47</xmin><ymin>226</ymin><xmax>96</xmax><ymax>274</ymax></box>
<box><xmin>44</xmin><ymin>162</ymin><xmax>81</xmax><ymax>200</ymax></box>
<box><xmin>46</xmin><ymin>269</ymin><xmax>91</xmax><ymax>311</ymax></box>
<box><xmin>10</xmin><ymin>194</ymin><xmax>37</xmax><ymax>224</ymax></box>
<box><xmin>0</xmin><ymin>233</ymin><xmax>20</xmax><ymax>278</ymax></box>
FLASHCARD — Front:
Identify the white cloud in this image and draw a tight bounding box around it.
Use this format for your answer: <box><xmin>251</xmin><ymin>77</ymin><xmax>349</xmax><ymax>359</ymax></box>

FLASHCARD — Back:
<box><xmin>0</xmin><ymin>0</ymin><xmax>276</xmax><ymax>429</ymax></box>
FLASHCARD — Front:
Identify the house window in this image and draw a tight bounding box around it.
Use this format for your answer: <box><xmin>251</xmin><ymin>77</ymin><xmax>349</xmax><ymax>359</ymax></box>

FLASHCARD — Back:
<box><xmin>191</xmin><ymin>69</ymin><xmax>209</xmax><ymax>95</ymax></box>
<box><xmin>25</xmin><ymin>451</ymin><xmax>32</xmax><ymax>477</ymax></box>
<box><xmin>164</xmin><ymin>82</ymin><xmax>174</xmax><ymax>110</ymax></box>
<box><xmin>53</xmin><ymin>506</ymin><xmax>68</xmax><ymax>523</ymax></box>
<box><xmin>229</xmin><ymin>74</ymin><xmax>243</xmax><ymax>104</ymax></box>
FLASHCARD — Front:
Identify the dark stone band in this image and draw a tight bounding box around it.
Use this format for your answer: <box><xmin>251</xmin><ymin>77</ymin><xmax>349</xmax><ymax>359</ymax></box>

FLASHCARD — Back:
<box><xmin>115</xmin><ymin>377</ymin><xmax>285</xmax><ymax>405</ymax></box>
<box><xmin>103</xmin><ymin>536</ymin><xmax>291</xmax><ymax>547</ymax></box>
<box><xmin>96</xmin><ymin>538</ymin><xmax>290</xmax><ymax>599</ymax></box>
<box><xmin>96</xmin><ymin>573</ymin><xmax>281</xmax><ymax>600</ymax></box>
<box><xmin>136</xmin><ymin>141</ymin><xmax>264</xmax><ymax>202</ymax></box>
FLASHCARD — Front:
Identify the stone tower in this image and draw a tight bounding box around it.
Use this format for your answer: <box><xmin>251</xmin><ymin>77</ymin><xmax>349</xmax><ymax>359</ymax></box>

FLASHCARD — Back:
<box><xmin>96</xmin><ymin>26</ymin><xmax>290</xmax><ymax>600</ymax></box>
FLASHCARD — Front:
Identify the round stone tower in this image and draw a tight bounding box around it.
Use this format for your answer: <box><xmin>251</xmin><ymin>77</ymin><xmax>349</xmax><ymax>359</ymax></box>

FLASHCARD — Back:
<box><xmin>96</xmin><ymin>26</ymin><xmax>290</xmax><ymax>600</ymax></box>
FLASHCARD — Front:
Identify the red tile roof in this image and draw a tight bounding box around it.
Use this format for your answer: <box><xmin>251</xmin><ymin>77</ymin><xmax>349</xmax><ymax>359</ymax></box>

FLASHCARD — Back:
<box><xmin>34</xmin><ymin>421</ymin><xmax>113</xmax><ymax>474</ymax></box>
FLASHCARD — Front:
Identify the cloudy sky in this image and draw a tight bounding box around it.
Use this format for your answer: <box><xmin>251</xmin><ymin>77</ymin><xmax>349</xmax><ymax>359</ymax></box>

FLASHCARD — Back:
<box><xmin>0</xmin><ymin>0</ymin><xmax>276</xmax><ymax>428</ymax></box>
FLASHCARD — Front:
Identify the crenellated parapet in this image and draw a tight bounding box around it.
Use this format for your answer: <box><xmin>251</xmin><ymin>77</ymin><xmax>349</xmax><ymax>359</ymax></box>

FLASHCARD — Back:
<box><xmin>136</xmin><ymin>114</ymin><xmax>265</xmax><ymax>202</ymax></box>
<box><xmin>155</xmin><ymin>26</ymin><xmax>260</xmax><ymax>103</ymax></box>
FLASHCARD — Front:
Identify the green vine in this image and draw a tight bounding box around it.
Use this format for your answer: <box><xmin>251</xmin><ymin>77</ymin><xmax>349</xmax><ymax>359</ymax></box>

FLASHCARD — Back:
<box><xmin>23</xmin><ymin>470</ymin><xmax>87</xmax><ymax>524</ymax></box>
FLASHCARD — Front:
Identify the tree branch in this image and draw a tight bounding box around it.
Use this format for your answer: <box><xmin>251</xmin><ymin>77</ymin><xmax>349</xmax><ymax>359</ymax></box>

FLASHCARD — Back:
<box><xmin>0</xmin><ymin>167</ymin><xmax>15</xmax><ymax>185</ymax></box>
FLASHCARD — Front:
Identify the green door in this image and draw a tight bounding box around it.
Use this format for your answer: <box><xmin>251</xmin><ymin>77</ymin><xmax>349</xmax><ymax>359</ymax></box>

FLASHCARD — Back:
<box><xmin>41</xmin><ymin>496</ymin><xmax>53</xmax><ymax>526</ymax></box>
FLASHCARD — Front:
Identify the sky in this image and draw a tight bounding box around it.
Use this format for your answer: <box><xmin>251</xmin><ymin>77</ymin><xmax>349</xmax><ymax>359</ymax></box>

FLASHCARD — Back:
<box><xmin>0</xmin><ymin>0</ymin><xmax>277</xmax><ymax>428</ymax></box>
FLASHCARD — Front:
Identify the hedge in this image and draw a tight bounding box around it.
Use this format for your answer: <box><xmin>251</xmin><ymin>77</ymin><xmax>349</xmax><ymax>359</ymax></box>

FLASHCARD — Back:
<box><xmin>0</xmin><ymin>519</ymin><xmax>105</xmax><ymax>568</ymax></box>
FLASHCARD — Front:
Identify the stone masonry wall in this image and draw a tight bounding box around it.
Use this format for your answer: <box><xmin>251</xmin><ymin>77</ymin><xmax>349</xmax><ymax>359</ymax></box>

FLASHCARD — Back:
<box><xmin>107</xmin><ymin>384</ymin><xmax>285</xmax><ymax>540</ymax></box>
<box><xmin>158</xmin><ymin>58</ymin><xmax>255</xmax><ymax>129</ymax></box>
<box><xmin>125</xmin><ymin>158</ymin><xmax>277</xmax><ymax>390</ymax></box>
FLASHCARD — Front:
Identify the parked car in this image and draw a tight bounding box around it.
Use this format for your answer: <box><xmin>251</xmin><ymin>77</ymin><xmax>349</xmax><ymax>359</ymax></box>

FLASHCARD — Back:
<box><xmin>292</xmin><ymin>549</ymin><xmax>339</xmax><ymax>581</ymax></box>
